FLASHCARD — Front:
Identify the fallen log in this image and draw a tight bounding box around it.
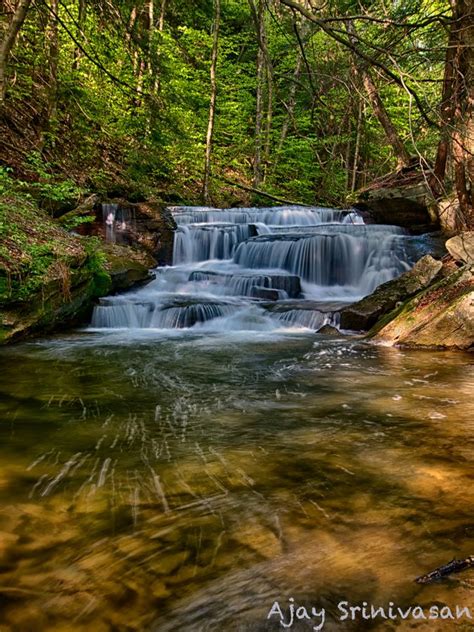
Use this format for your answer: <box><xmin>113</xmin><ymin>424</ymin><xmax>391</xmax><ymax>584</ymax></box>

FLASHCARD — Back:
<box><xmin>415</xmin><ymin>556</ymin><xmax>474</xmax><ymax>584</ymax></box>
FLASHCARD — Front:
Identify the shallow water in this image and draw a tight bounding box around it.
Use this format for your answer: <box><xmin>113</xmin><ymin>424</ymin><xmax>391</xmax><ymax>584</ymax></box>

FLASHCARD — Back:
<box><xmin>0</xmin><ymin>330</ymin><xmax>473</xmax><ymax>631</ymax></box>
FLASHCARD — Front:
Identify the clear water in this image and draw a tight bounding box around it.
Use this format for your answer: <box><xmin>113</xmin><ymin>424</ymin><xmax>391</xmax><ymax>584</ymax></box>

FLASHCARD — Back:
<box><xmin>0</xmin><ymin>332</ymin><xmax>473</xmax><ymax>631</ymax></box>
<box><xmin>0</xmin><ymin>206</ymin><xmax>471</xmax><ymax>631</ymax></box>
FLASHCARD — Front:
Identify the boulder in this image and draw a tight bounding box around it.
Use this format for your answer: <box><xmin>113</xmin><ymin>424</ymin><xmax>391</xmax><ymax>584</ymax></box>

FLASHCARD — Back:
<box><xmin>104</xmin><ymin>244</ymin><xmax>155</xmax><ymax>293</ymax></box>
<box><xmin>57</xmin><ymin>194</ymin><xmax>100</xmax><ymax>225</ymax></box>
<box><xmin>436</xmin><ymin>195</ymin><xmax>464</xmax><ymax>233</ymax></box>
<box><xmin>340</xmin><ymin>255</ymin><xmax>443</xmax><ymax>331</ymax></box>
<box><xmin>316</xmin><ymin>324</ymin><xmax>340</xmax><ymax>335</ymax></box>
<box><xmin>445</xmin><ymin>232</ymin><xmax>474</xmax><ymax>265</ymax></box>
<box><xmin>371</xmin><ymin>265</ymin><xmax>474</xmax><ymax>350</ymax></box>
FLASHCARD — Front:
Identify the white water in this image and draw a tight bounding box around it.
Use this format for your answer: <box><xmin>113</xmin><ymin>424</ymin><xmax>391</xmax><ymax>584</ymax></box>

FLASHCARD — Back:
<box><xmin>91</xmin><ymin>205</ymin><xmax>413</xmax><ymax>333</ymax></box>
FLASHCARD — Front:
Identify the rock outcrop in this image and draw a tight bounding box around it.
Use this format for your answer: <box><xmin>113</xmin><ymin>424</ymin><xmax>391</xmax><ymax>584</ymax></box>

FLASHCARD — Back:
<box><xmin>340</xmin><ymin>255</ymin><xmax>443</xmax><ymax>331</ymax></box>
<box><xmin>61</xmin><ymin>199</ymin><xmax>176</xmax><ymax>265</ymax></box>
<box><xmin>355</xmin><ymin>181</ymin><xmax>438</xmax><ymax>233</ymax></box>
<box><xmin>104</xmin><ymin>244</ymin><xmax>155</xmax><ymax>292</ymax></box>
<box><xmin>0</xmin><ymin>197</ymin><xmax>158</xmax><ymax>344</ymax></box>
<box><xmin>370</xmin><ymin>264</ymin><xmax>473</xmax><ymax>350</ymax></box>
<box><xmin>445</xmin><ymin>232</ymin><xmax>474</xmax><ymax>265</ymax></box>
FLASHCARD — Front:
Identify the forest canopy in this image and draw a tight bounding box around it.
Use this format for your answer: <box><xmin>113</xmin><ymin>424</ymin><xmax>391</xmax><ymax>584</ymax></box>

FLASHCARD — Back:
<box><xmin>0</xmin><ymin>0</ymin><xmax>472</xmax><ymax>225</ymax></box>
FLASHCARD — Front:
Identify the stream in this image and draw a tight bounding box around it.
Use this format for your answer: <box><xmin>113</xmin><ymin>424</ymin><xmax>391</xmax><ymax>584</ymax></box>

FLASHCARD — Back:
<box><xmin>0</xmin><ymin>205</ymin><xmax>473</xmax><ymax>631</ymax></box>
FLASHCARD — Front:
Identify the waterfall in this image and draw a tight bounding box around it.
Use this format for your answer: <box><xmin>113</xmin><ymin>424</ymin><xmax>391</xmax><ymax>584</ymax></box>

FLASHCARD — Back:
<box><xmin>272</xmin><ymin>309</ymin><xmax>340</xmax><ymax>330</ymax></box>
<box><xmin>188</xmin><ymin>271</ymin><xmax>302</xmax><ymax>298</ymax></box>
<box><xmin>101</xmin><ymin>203</ymin><xmax>136</xmax><ymax>244</ymax></box>
<box><xmin>90</xmin><ymin>204</ymin><xmax>412</xmax><ymax>332</ymax></box>
<box><xmin>173</xmin><ymin>224</ymin><xmax>252</xmax><ymax>263</ymax></box>
<box><xmin>233</xmin><ymin>228</ymin><xmax>409</xmax><ymax>297</ymax></box>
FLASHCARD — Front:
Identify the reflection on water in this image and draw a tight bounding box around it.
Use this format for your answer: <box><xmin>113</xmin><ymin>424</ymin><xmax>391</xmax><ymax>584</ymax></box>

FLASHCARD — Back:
<box><xmin>0</xmin><ymin>331</ymin><xmax>473</xmax><ymax>631</ymax></box>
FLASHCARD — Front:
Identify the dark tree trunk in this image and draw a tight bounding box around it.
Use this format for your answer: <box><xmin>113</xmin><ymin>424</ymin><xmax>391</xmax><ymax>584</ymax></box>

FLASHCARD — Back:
<box><xmin>431</xmin><ymin>0</ymin><xmax>473</xmax><ymax>226</ymax></box>
<box><xmin>47</xmin><ymin>0</ymin><xmax>59</xmax><ymax>122</ymax></box>
<box><xmin>451</xmin><ymin>0</ymin><xmax>474</xmax><ymax>225</ymax></box>
<box><xmin>72</xmin><ymin>0</ymin><xmax>86</xmax><ymax>70</ymax></box>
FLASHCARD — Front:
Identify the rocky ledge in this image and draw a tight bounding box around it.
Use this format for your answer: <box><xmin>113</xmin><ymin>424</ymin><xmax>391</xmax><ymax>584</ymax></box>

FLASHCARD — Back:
<box><xmin>340</xmin><ymin>255</ymin><xmax>444</xmax><ymax>331</ymax></box>
<box><xmin>59</xmin><ymin>198</ymin><xmax>176</xmax><ymax>265</ymax></box>
<box><xmin>371</xmin><ymin>262</ymin><xmax>473</xmax><ymax>350</ymax></box>
<box><xmin>353</xmin><ymin>162</ymin><xmax>439</xmax><ymax>233</ymax></box>
<box><xmin>0</xmin><ymin>196</ymin><xmax>175</xmax><ymax>344</ymax></box>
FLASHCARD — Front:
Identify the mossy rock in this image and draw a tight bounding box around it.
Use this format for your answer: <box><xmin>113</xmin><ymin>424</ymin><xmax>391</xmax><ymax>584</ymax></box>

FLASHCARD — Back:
<box><xmin>0</xmin><ymin>196</ymin><xmax>155</xmax><ymax>344</ymax></box>
<box><xmin>370</xmin><ymin>265</ymin><xmax>474</xmax><ymax>350</ymax></box>
<box><xmin>103</xmin><ymin>244</ymin><xmax>155</xmax><ymax>293</ymax></box>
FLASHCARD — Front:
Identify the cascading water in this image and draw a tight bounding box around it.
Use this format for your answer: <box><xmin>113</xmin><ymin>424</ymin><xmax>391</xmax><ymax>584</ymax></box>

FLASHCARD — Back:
<box><xmin>91</xmin><ymin>205</ymin><xmax>413</xmax><ymax>332</ymax></box>
<box><xmin>102</xmin><ymin>203</ymin><xmax>136</xmax><ymax>244</ymax></box>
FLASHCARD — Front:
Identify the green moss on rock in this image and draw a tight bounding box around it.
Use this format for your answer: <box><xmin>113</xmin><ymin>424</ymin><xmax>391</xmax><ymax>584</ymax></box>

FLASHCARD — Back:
<box><xmin>0</xmin><ymin>194</ymin><xmax>154</xmax><ymax>344</ymax></box>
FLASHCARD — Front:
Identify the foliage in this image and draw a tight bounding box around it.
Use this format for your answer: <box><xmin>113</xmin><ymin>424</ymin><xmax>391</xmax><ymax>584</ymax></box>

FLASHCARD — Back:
<box><xmin>0</xmin><ymin>0</ymin><xmax>456</xmax><ymax>206</ymax></box>
<box><xmin>0</xmin><ymin>186</ymin><xmax>108</xmax><ymax>304</ymax></box>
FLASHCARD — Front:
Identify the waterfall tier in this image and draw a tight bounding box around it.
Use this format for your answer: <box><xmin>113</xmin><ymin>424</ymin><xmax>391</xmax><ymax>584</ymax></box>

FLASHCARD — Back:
<box><xmin>169</xmin><ymin>205</ymin><xmax>363</xmax><ymax>226</ymax></box>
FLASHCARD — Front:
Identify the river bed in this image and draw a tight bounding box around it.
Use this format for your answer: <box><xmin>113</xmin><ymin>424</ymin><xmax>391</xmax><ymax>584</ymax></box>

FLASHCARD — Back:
<box><xmin>0</xmin><ymin>330</ymin><xmax>473</xmax><ymax>631</ymax></box>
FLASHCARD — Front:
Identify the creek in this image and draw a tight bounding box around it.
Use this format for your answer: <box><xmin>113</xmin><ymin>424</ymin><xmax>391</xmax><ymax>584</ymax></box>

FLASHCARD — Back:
<box><xmin>0</xmin><ymin>206</ymin><xmax>472</xmax><ymax>631</ymax></box>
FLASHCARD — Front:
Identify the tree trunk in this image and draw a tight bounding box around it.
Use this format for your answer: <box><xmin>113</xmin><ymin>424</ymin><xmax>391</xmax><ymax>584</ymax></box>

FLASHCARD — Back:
<box><xmin>262</xmin><ymin>0</ymin><xmax>273</xmax><ymax>180</ymax></box>
<box><xmin>0</xmin><ymin>0</ymin><xmax>33</xmax><ymax>105</ymax></box>
<box><xmin>361</xmin><ymin>71</ymin><xmax>411</xmax><ymax>169</ymax></box>
<box><xmin>148</xmin><ymin>0</ymin><xmax>154</xmax><ymax>79</ymax></box>
<box><xmin>159</xmin><ymin>0</ymin><xmax>167</xmax><ymax>32</ymax></box>
<box><xmin>431</xmin><ymin>19</ymin><xmax>457</xmax><ymax>197</ymax></box>
<box><xmin>72</xmin><ymin>0</ymin><xmax>86</xmax><ymax>70</ymax></box>
<box><xmin>450</xmin><ymin>0</ymin><xmax>474</xmax><ymax>226</ymax></box>
<box><xmin>277</xmin><ymin>52</ymin><xmax>303</xmax><ymax>154</ymax></box>
<box><xmin>153</xmin><ymin>0</ymin><xmax>167</xmax><ymax>94</ymax></box>
<box><xmin>202</xmin><ymin>0</ymin><xmax>221</xmax><ymax>204</ymax></box>
<box><xmin>249</xmin><ymin>0</ymin><xmax>266</xmax><ymax>187</ymax></box>
<box><xmin>47</xmin><ymin>0</ymin><xmax>59</xmax><ymax>122</ymax></box>
<box><xmin>351</xmin><ymin>98</ymin><xmax>363</xmax><ymax>192</ymax></box>
<box><xmin>254</xmin><ymin>46</ymin><xmax>264</xmax><ymax>187</ymax></box>
<box><xmin>345</xmin><ymin>21</ymin><xmax>411</xmax><ymax>170</ymax></box>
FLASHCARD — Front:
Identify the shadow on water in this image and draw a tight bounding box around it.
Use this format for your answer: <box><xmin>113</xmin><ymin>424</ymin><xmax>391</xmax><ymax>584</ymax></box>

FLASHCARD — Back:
<box><xmin>0</xmin><ymin>333</ymin><xmax>473</xmax><ymax>631</ymax></box>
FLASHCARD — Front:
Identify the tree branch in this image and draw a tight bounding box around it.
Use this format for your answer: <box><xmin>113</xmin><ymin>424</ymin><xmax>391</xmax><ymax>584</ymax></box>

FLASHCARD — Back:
<box><xmin>278</xmin><ymin>0</ymin><xmax>439</xmax><ymax>128</ymax></box>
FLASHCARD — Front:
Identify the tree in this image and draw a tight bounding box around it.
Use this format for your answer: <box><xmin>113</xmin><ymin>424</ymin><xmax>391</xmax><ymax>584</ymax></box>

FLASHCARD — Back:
<box><xmin>449</xmin><ymin>0</ymin><xmax>473</xmax><ymax>226</ymax></box>
<box><xmin>0</xmin><ymin>0</ymin><xmax>33</xmax><ymax>105</ymax></box>
<box><xmin>345</xmin><ymin>20</ymin><xmax>411</xmax><ymax>170</ymax></box>
<box><xmin>203</xmin><ymin>0</ymin><xmax>221</xmax><ymax>204</ymax></box>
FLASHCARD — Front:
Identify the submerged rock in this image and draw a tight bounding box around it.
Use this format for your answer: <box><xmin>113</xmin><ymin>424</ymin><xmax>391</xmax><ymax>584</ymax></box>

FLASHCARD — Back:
<box><xmin>445</xmin><ymin>232</ymin><xmax>474</xmax><ymax>265</ymax></box>
<box><xmin>316</xmin><ymin>324</ymin><xmax>340</xmax><ymax>335</ymax></box>
<box><xmin>370</xmin><ymin>265</ymin><xmax>474</xmax><ymax>350</ymax></box>
<box><xmin>340</xmin><ymin>255</ymin><xmax>443</xmax><ymax>331</ymax></box>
